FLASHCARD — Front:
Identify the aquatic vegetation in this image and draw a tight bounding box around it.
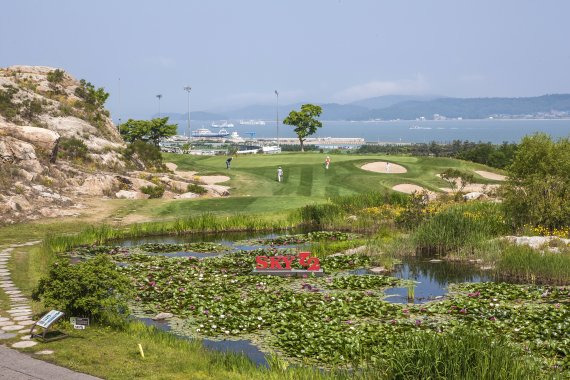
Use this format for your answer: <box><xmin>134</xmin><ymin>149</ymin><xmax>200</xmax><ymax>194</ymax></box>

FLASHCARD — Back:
<box><xmin>105</xmin><ymin>243</ymin><xmax>570</xmax><ymax>373</ymax></box>
<box><xmin>495</xmin><ymin>244</ymin><xmax>570</xmax><ymax>285</ymax></box>
<box><xmin>412</xmin><ymin>202</ymin><xmax>509</xmax><ymax>255</ymax></box>
<box><xmin>241</xmin><ymin>231</ymin><xmax>360</xmax><ymax>246</ymax></box>
<box><xmin>327</xmin><ymin>275</ymin><xmax>400</xmax><ymax>290</ymax></box>
<box><xmin>137</xmin><ymin>242</ymin><xmax>228</xmax><ymax>253</ymax></box>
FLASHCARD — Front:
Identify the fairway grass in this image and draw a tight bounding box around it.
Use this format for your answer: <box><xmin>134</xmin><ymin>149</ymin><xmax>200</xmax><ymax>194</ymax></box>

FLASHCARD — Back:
<box><xmin>161</xmin><ymin>152</ymin><xmax>501</xmax><ymax>217</ymax></box>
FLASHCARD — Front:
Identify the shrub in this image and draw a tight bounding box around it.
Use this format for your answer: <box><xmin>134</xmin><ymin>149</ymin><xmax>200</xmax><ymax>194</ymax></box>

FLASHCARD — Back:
<box><xmin>124</xmin><ymin>140</ymin><xmax>165</xmax><ymax>171</ymax></box>
<box><xmin>141</xmin><ymin>185</ymin><xmax>165</xmax><ymax>199</ymax></box>
<box><xmin>502</xmin><ymin>133</ymin><xmax>570</xmax><ymax>231</ymax></box>
<box><xmin>58</xmin><ymin>137</ymin><xmax>89</xmax><ymax>161</ymax></box>
<box><xmin>32</xmin><ymin>255</ymin><xmax>132</xmax><ymax>325</ymax></box>
<box><xmin>187</xmin><ymin>183</ymin><xmax>207</xmax><ymax>195</ymax></box>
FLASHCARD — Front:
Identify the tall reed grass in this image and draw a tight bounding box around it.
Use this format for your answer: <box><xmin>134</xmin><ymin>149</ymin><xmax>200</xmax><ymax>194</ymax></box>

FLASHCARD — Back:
<box><xmin>412</xmin><ymin>202</ymin><xmax>508</xmax><ymax>255</ymax></box>
<box><xmin>380</xmin><ymin>327</ymin><xmax>542</xmax><ymax>380</ymax></box>
<box><xmin>298</xmin><ymin>191</ymin><xmax>409</xmax><ymax>228</ymax></box>
<box><xmin>496</xmin><ymin>244</ymin><xmax>570</xmax><ymax>285</ymax></box>
<box><xmin>43</xmin><ymin>213</ymin><xmax>294</xmax><ymax>257</ymax></box>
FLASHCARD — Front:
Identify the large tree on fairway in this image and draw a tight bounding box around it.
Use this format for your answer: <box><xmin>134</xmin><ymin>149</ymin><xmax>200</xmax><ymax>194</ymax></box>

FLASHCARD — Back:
<box><xmin>119</xmin><ymin>117</ymin><xmax>177</xmax><ymax>146</ymax></box>
<box><xmin>283</xmin><ymin>104</ymin><xmax>322</xmax><ymax>151</ymax></box>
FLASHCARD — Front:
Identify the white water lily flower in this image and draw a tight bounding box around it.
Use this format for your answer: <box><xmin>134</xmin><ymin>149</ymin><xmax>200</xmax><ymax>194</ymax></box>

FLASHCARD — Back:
<box><xmin>493</xmin><ymin>298</ymin><xmax>498</xmax><ymax>301</ymax></box>
<box><xmin>514</xmin><ymin>328</ymin><xmax>520</xmax><ymax>332</ymax></box>
<box><xmin>200</xmin><ymin>324</ymin><xmax>204</xmax><ymax>328</ymax></box>
<box><xmin>220</xmin><ymin>314</ymin><xmax>225</xmax><ymax>319</ymax></box>
<box><xmin>257</xmin><ymin>316</ymin><xmax>263</xmax><ymax>320</ymax></box>
<box><xmin>211</xmin><ymin>324</ymin><xmax>217</xmax><ymax>329</ymax></box>
<box><xmin>196</xmin><ymin>328</ymin><xmax>200</xmax><ymax>332</ymax></box>
<box><xmin>225</xmin><ymin>330</ymin><xmax>230</xmax><ymax>334</ymax></box>
<box><xmin>257</xmin><ymin>324</ymin><xmax>261</xmax><ymax>328</ymax></box>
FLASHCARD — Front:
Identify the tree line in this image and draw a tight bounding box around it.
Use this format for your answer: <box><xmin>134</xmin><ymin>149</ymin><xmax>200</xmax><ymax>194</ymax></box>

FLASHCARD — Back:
<box><xmin>357</xmin><ymin>141</ymin><xmax>518</xmax><ymax>168</ymax></box>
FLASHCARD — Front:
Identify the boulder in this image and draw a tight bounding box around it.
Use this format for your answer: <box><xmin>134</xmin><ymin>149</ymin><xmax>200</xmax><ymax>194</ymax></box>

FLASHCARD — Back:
<box><xmin>463</xmin><ymin>192</ymin><xmax>487</xmax><ymax>201</ymax></box>
<box><xmin>152</xmin><ymin>312</ymin><xmax>173</xmax><ymax>321</ymax></box>
<box><xmin>76</xmin><ymin>175</ymin><xmax>118</xmax><ymax>196</ymax></box>
<box><xmin>176</xmin><ymin>192</ymin><xmax>200</xmax><ymax>199</ymax></box>
<box><xmin>0</xmin><ymin>124</ymin><xmax>60</xmax><ymax>161</ymax></box>
<box><xmin>203</xmin><ymin>184</ymin><xmax>230</xmax><ymax>197</ymax></box>
<box><xmin>115</xmin><ymin>190</ymin><xmax>149</xmax><ymax>200</ymax></box>
<box><xmin>0</xmin><ymin>136</ymin><xmax>37</xmax><ymax>162</ymax></box>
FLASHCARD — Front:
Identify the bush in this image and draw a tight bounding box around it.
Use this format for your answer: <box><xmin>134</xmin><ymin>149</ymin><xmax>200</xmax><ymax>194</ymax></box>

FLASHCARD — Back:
<box><xmin>124</xmin><ymin>140</ymin><xmax>165</xmax><ymax>171</ymax></box>
<box><xmin>502</xmin><ymin>134</ymin><xmax>570</xmax><ymax>231</ymax></box>
<box><xmin>58</xmin><ymin>137</ymin><xmax>89</xmax><ymax>161</ymax></box>
<box><xmin>187</xmin><ymin>183</ymin><xmax>207</xmax><ymax>195</ymax></box>
<box><xmin>32</xmin><ymin>255</ymin><xmax>132</xmax><ymax>325</ymax></box>
<box><xmin>141</xmin><ymin>185</ymin><xmax>165</xmax><ymax>199</ymax></box>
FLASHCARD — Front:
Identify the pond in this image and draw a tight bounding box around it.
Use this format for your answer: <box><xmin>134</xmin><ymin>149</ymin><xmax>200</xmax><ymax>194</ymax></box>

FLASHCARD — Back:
<box><xmin>139</xmin><ymin>318</ymin><xmax>268</xmax><ymax>366</ymax></box>
<box><xmin>382</xmin><ymin>257</ymin><xmax>493</xmax><ymax>304</ymax></box>
<box><xmin>73</xmin><ymin>231</ymin><xmax>569</xmax><ymax>371</ymax></box>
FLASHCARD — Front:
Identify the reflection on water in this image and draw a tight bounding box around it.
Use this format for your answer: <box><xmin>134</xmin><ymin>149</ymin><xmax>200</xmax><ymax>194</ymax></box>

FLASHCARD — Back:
<box><xmin>384</xmin><ymin>257</ymin><xmax>492</xmax><ymax>304</ymax></box>
<box><xmin>114</xmin><ymin>228</ymin><xmax>312</xmax><ymax>256</ymax></box>
<box><xmin>139</xmin><ymin>318</ymin><xmax>268</xmax><ymax>366</ymax></box>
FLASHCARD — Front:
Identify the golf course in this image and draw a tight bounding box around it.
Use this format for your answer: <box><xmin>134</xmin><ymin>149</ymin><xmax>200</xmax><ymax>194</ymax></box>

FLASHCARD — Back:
<box><xmin>157</xmin><ymin>152</ymin><xmax>502</xmax><ymax>217</ymax></box>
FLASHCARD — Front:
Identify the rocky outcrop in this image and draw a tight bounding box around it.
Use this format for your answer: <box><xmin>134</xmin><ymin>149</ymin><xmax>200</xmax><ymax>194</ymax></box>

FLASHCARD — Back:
<box><xmin>0</xmin><ymin>125</ymin><xmax>59</xmax><ymax>161</ymax></box>
<box><xmin>0</xmin><ymin>65</ymin><xmax>214</xmax><ymax>225</ymax></box>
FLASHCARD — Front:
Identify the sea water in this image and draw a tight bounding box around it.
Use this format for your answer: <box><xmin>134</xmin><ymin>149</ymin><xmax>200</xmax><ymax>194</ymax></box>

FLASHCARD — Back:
<box><xmin>179</xmin><ymin>119</ymin><xmax>570</xmax><ymax>144</ymax></box>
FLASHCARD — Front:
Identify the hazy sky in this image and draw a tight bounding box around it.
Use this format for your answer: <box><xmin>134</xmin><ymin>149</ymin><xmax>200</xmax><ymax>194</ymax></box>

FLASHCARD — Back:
<box><xmin>1</xmin><ymin>0</ymin><xmax>569</xmax><ymax>119</ymax></box>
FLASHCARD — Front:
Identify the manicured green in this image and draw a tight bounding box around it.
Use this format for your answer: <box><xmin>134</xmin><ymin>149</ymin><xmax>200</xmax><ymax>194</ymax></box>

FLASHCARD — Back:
<box><xmin>161</xmin><ymin>152</ymin><xmax>500</xmax><ymax>216</ymax></box>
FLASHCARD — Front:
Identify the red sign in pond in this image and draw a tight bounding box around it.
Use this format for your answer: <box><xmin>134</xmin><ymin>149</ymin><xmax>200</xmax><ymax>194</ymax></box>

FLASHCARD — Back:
<box><xmin>255</xmin><ymin>251</ymin><xmax>321</xmax><ymax>271</ymax></box>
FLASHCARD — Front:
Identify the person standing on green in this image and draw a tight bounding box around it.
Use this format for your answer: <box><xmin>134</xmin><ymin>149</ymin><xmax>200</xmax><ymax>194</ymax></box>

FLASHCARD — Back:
<box><xmin>277</xmin><ymin>166</ymin><xmax>283</xmax><ymax>182</ymax></box>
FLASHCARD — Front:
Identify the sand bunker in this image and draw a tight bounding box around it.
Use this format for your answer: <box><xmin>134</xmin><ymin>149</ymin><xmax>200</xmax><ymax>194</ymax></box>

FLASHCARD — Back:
<box><xmin>361</xmin><ymin>161</ymin><xmax>407</xmax><ymax>174</ymax></box>
<box><xmin>392</xmin><ymin>184</ymin><xmax>437</xmax><ymax>199</ymax></box>
<box><xmin>198</xmin><ymin>175</ymin><xmax>230</xmax><ymax>185</ymax></box>
<box><xmin>474</xmin><ymin>170</ymin><xmax>507</xmax><ymax>181</ymax></box>
<box><xmin>440</xmin><ymin>184</ymin><xmax>499</xmax><ymax>193</ymax></box>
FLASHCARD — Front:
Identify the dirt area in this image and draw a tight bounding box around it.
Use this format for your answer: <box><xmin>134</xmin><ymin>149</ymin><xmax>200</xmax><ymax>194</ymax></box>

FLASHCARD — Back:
<box><xmin>361</xmin><ymin>161</ymin><xmax>407</xmax><ymax>174</ymax></box>
<box><xmin>474</xmin><ymin>170</ymin><xmax>507</xmax><ymax>181</ymax></box>
<box><xmin>198</xmin><ymin>175</ymin><xmax>230</xmax><ymax>185</ymax></box>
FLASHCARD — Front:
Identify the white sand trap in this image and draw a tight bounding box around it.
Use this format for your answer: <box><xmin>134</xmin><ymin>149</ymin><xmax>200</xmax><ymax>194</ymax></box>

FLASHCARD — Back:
<box><xmin>361</xmin><ymin>161</ymin><xmax>407</xmax><ymax>174</ymax></box>
<box><xmin>474</xmin><ymin>170</ymin><xmax>507</xmax><ymax>181</ymax></box>
<box><xmin>440</xmin><ymin>184</ymin><xmax>500</xmax><ymax>193</ymax></box>
<box><xmin>198</xmin><ymin>175</ymin><xmax>230</xmax><ymax>185</ymax></box>
<box><xmin>392</xmin><ymin>184</ymin><xmax>437</xmax><ymax>199</ymax></box>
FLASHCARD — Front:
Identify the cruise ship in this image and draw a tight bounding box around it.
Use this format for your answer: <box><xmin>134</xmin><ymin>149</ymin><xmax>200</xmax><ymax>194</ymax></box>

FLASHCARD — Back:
<box><xmin>191</xmin><ymin>128</ymin><xmax>230</xmax><ymax>138</ymax></box>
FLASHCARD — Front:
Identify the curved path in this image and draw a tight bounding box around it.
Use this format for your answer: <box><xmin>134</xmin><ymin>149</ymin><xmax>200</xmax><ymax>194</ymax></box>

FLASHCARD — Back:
<box><xmin>0</xmin><ymin>242</ymin><xmax>100</xmax><ymax>379</ymax></box>
<box><xmin>361</xmin><ymin>161</ymin><xmax>407</xmax><ymax>174</ymax></box>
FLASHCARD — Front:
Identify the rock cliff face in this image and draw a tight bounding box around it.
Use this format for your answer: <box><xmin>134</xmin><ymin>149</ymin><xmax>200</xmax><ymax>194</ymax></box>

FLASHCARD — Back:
<box><xmin>0</xmin><ymin>65</ymin><xmax>210</xmax><ymax>225</ymax></box>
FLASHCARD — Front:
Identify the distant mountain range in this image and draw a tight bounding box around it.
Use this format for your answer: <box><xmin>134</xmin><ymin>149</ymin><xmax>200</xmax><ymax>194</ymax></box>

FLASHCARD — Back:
<box><xmin>157</xmin><ymin>94</ymin><xmax>570</xmax><ymax>121</ymax></box>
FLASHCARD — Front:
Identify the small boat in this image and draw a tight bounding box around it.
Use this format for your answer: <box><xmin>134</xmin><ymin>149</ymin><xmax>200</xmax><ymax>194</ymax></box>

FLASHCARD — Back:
<box><xmin>409</xmin><ymin>125</ymin><xmax>432</xmax><ymax>130</ymax></box>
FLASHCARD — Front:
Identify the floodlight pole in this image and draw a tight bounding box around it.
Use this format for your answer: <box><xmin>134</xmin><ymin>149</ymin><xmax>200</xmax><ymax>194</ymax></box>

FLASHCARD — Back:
<box><xmin>184</xmin><ymin>86</ymin><xmax>192</xmax><ymax>137</ymax></box>
<box><xmin>156</xmin><ymin>94</ymin><xmax>162</xmax><ymax>117</ymax></box>
<box><xmin>275</xmin><ymin>90</ymin><xmax>279</xmax><ymax>147</ymax></box>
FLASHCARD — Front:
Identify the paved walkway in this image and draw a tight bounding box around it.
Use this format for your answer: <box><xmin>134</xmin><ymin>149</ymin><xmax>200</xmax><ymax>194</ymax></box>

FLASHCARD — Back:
<box><xmin>0</xmin><ymin>345</ymin><xmax>100</xmax><ymax>379</ymax></box>
<box><xmin>0</xmin><ymin>243</ymin><xmax>100</xmax><ymax>379</ymax></box>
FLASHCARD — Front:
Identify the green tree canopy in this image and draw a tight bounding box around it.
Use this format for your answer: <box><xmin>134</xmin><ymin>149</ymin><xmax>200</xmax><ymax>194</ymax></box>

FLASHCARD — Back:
<box><xmin>283</xmin><ymin>104</ymin><xmax>322</xmax><ymax>151</ymax></box>
<box><xmin>119</xmin><ymin>117</ymin><xmax>178</xmax><ymax>145</ymax></box>
<box><xmin>502</xmin><ymin>133</ymin><xmax>570</xmax><ymax>230</ymax></box>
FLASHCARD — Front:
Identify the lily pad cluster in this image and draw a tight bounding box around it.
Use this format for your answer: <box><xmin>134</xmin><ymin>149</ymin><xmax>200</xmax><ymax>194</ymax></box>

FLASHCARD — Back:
<box><xmin>74</xmin><ymin>236</ymin><xmax>569</xmax><ymax>374</ymax></box>
<box><xmin>67</xmin><ymin>242</ymin><xmax>229</xmax><ymax>257</ymax></box>
<box><xmin>240</xmin><ymin>231</ymin><xmax>360</xmax><ymax>246</ymax></box>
